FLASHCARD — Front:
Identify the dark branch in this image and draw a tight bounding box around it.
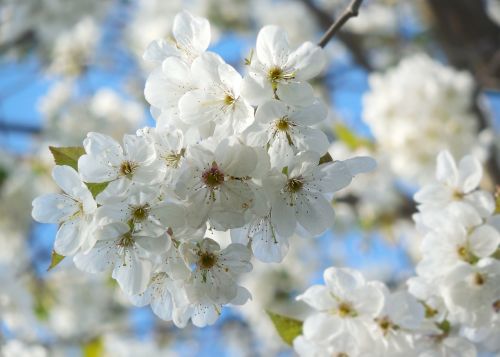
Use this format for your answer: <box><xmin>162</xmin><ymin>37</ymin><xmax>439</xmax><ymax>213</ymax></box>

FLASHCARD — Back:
<box><xmin>298</xmin><ymin>0</ymin><xmax>372</xmax><ymax>71</ymax></box>
<box><xmin>0</xmin><ymin>122</ymin><xmax>41</xmax><ymax>134</ymax></box>
<box><xmin>317</xmin><ymin>0</ymin><xmax>364</xmax><ymax>48</ymax></box>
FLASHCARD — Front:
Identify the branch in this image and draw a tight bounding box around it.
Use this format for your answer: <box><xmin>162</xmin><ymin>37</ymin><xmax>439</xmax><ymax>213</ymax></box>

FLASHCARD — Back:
<box><xmin>298</xmin><ymin>0</ymin><xmax>372</xmax><ymax>71</ymax></box>
<box><xmin>317</xmin><ymin>0</ymin><xmax>364</xmax><ymax>48</ymax></box>
<box><xmin>0</xmin><ymin>121</ymin><xmax>41</xmax><ymax>134</ymax></box>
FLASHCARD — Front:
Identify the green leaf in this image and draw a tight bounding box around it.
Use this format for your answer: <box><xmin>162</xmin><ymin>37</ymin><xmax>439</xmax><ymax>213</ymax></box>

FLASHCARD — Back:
<box><xmin>47</xmin><ymin>250</ymin><xmax>65</xmax><ymax>271</ymax></box>
<box><xmin>49</xmin><ymin>146</ymin><xmax>85</xmax><ymax>170</ymax></box>
<box><xmin>267</xmin><ymin>311</ymin><xmax>303</xmax><ymax>346</ymax></box>
<box><xmin>83</xmin><ymin>337</ymin><xmax>104</xmax><ymax>357</ymax></box>
<box><xmin>319</xmin><ymin>152</ymin><xmax>333</xmax><ymax>165</ymax></box>
<box><xmin>86</xmin><ymin>182</ymin><xmax>109</xmax><ymax>198</ymax></box>
<box><xmin>334</xmin><ymin>123</ymin><xmax>373</xmax><ymax>150</ymax></box>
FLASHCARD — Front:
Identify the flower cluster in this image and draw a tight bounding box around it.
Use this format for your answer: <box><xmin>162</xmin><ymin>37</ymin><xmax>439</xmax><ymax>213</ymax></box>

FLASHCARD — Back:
<box><xmin>293</xmin><ymin>150</ymin><xmax>500</xmax><ymax>356</ymax></box>
<box><xmin>363</xmin><ymin>54</ymin><xmax>478</xmax><ymax>185</ymax></box>
<box><xmin>31</xmin><ymin>11</ymin><xmax>375</xmax><ymax>327</ymax></box>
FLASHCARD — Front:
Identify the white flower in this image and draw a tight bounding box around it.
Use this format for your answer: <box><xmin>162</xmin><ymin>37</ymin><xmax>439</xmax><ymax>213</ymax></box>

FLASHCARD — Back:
<box><xmin>179</xmin><ymin>52</ymin><xmax>254</xmax><ymax>137</ymax></box>
<box><xmin>242</xmin><ymin>25</ymin><xmax>326</xmax><ymax>106</ymax></box>
<box><xmin>129</xmin><ymin>271</ymin><xmax>186</xmax><ymax>324</ymax></box>
<box><xmin>245</xmin><ymin>99</ymin><xmax>328</xmax><ymax>167</ymax></box>
<box><xmin>175</xmin><ymin>139</ymin><xmax>258</xmax><ymax>229</ymax></box>
<box><xmin>417</xmin><ymin>335</ymin><xmax>477</xmax><ymax>357</ymax></box>
<box><xmin>371</xmin><ymin>291</ymin><xmax>425</xmax><ymax>354</ymax></box>
<box><xmin>441</xmin><ymin>258</ymin><xmax>500</xmax><ymax>328</ymax></box>
<box><xmin>73</xmin><ymin>222</ymin><xmax>165</xmax><ymax>295</ymax></box>
<box><xmin>417</xmin><ymin>215</ymin><xmax>500</xmax><ymax>280</ymax></box>
<box><xmin>297</xmin><ymin>267</ymin><xmax>385</xmax><ymax>345</ymax></box>
<box><xmin>32</xmin><ymin>165</ymin><xmax>96</xmax><ymax>255</ymax></box>
<box><xmin>231</xmin><ymin>210</ymin><xmax>290</xmax><ymax>263</ymax></box>
<box><xmin>182</xmin><ymin>238</ymin><xmax>252</xmax><ymax>305</ymax></box>
<box><xmin>95</xmin><ymin>188</ymin><xmax>185</xmax><ymax>238</ymax></box>
<box><xmin>415</xmin><ymin>151</ymin><xmax>495</xmax><ymax>218</ymax></box>
<box><xmin>294</xmin><ymin>333</ymin><xmax>361</xmax><ymax>357</ymax></box>
<box><xmin>363</xmin><ymin>54</ymin><xmax>478</xmax><ymax>185</ymax></box>
<box><xmin>137</xmin><ymin>125</ymin><xmax>187</xmax><ymax>187</ymax></box>
<box><xmin>144</xmin><ymin>56</ymin><xmax>195</xmax><ymax>128</ymax></box>
<box><xmin>270</xmin><ymin>151</ymin><xmax>376</xmax><ymax>236</ymax></box>
<box><xmin>143</xmin><ymin>10</ymin><xmax>210</xmax><ymax>65</ymax></box>
<box><xmin>78</xmin><ymin>132</ymin><xmax>160</xmax><ymax>203</ymax></box>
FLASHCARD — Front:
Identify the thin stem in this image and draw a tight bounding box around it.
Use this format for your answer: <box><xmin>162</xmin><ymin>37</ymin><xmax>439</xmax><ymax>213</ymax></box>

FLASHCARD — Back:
<box><xmin>317</xmin><ymin>0</ymin><xmax>364</xmax><ymax>48</ymax></box>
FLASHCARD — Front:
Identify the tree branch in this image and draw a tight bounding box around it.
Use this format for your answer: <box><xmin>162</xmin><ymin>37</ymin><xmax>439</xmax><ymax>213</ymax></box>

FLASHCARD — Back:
<box><xmin>317</xmin><ymin>0</ymin><xmax>364</xmax><ymax>48</ymax></box>
<box><xmin>0</xmin><ymin>121</ymin><xmax>41</xmax><ymax>134</ymax></box>
<box><xmin>298</xmin><ymin>0</ymin><xmax>372</xmax><ymax>71</ymax></box>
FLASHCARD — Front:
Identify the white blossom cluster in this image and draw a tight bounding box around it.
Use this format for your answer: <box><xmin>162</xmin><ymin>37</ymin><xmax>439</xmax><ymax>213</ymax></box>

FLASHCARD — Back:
<box><xmin>363</xmin><ymin>54</ymin><xmax>479</xmax><ymax>185</ymax></box>
<box><xmin>31</xmin><ymin>11</ymin><xmax>375</xmax><ymax>328</ymax></box>
<box><xmin>294</xmin><ymin>150</ymin><xmax>500</xmax><ymax>357</ymax></box>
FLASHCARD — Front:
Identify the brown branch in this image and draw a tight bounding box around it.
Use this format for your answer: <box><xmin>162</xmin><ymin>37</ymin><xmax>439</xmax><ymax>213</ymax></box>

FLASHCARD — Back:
<box><xmin>317</xmin><ymin>0</ymin><xmax>364</xmax><ymax>48</ymax></box>
<box><xmin>298</xmin><ymin>0</ymin><xmax>372</xmax><ymax>71</ymax></box>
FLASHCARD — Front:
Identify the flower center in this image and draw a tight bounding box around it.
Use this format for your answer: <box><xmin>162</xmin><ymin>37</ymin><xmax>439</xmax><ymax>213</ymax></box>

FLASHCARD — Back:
<box><xmin>131</xmin><ymin>204</ymin><xmax>150</xmax><ymax>222</ymax></box>
<box><xmin>268</xmin><ymin>66</ymin><xmax>283</xmax><ymax>82</ymax></box>
<box><xmin>198</xmin><ymin>252</ymin><xmax>218</xmax><ymax>269</ymax></box>
<box><xmin>117</xmin><ymin>232</ymin><xmax>134</xmax><ymax>248</ymax></box>
<box><xmin>285</xmin><ymin>177</ymin><xmax>303</xmax><ymax>193</ymax></box>
<box><xmin>452</xmin><ymin>189</ymin><xmax>464</xmax><ymax>200</ymax></box>
<box><xmin>202</xmin><ymin>163</ymin><xmax>225</xmax><ymax>188</ymax></box>
<box><xmin>275</xmin><ymin>117</ymin><xmax>290</xmax><ymax>131</ymax></box>
<box><xmin>376</xmin><ymin>316</ymin><xmax>398</xmax><ymax>335</ymax></box>
<box><xmin>224</xmin><ymin>94</ymin><xmax>235</xmax><ymax>105</ymax></box>
<box><xmin>119</xmin><ymin>160</ymin><xmax>137</xmax><ymax>178</ymax></box>
<box><xmin>338</xmin><ymin>302</ymin><xmax>356</xmax><ymax>318</ymax></box>
<box><xmin>164</xmin><ymin>149</ymin><xmax>185</xmax><ymax>168</ymax></box>
<box><xmin>473</xmin><ymin>272</ymin><xmax>485</xmax><ymax>286</ymax></box>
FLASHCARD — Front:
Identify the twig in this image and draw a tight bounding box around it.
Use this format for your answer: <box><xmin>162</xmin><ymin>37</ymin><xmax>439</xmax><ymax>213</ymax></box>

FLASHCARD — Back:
<box><xmin>298</xmin><ymin>0</ymin><xmax>372</xmax><ymax>70</ymax></box>
<box><xmin>317</xmin><ymin>0</ymin><xmax>364</xmax><ymax>48</ymax></box>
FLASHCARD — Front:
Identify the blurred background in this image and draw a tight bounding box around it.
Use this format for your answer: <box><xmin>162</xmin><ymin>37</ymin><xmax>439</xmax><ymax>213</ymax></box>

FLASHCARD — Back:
<box><xmin>0</xmin><ymin>0</ymin><xmax>499</xmax><ymax>356</ymax></box>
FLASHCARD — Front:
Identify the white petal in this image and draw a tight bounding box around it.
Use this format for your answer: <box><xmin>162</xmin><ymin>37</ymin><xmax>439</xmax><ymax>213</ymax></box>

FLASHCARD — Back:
<box><xmin>458</xmin><ymin>155</ymin><xmax>483</xmax><ymax>193</ymax></box>
<box><xmin>297</xmin><ymin>285</ymin><xmax>336</xmax><ymax>311</ymax></box>
<box><xmin>241</xmin><ymin>72</ymin><xmax>273</xmax><ymax>106</ymax></box>
<box><xmin>276</xmin><ymin>81</ymin><xmax>315</xmax><ymax>106</ymax></box>
<box><xmin>217</xmin><ymin>141</ymin><xmax>257</xmax><ymax>177</ymax></box>
<box><xmin>112</xmin><ymin>251</ymin><xmax>153</xmax><ymax>295</ymax></box>
<box><xmin>296</xmin><ymin>194</ymin><xmax>335</xmax><ymax>236</ymax></box>
<box><xmin>287</xmin><ymin>41</ymin><xmax>325</xmax><ymax>80</ymax></box>
<box><xmin>173</xmin><ymin>11</ymin><xmax>210</xmax><ymax>57</ymax></box>
<box><xmin>294</xmin><ymin>126</ymin><xmax>329</xmax><ymax>155</ymax></box>
<box><xmin>143</xmin><ymin>39</ymin><xmax>177</xmax><ymax>63</ymax></box>
<box><xmin>32</xmin><ymin>194</ymin><xmax>78</xmax><ymax>223</ymax></box>
<box><xmin>271</xmin><ymin>195</ymin><xmax>296</xmax><ymax>237</ymax></box>
<box><xmin>255</xmin><ymin>25</ymin><xmax>290</xmax><ymax>67</ymax></box>
<box><xmin>73</xmin><ymin>240</ymin><xmax>116</xmax><ymax>273</ymax></box>
<box><xmin>52</xmin><ymin>166</ymin><xmax>86</xmax><ymax>197</ymax></box>
<box><xmin>78</xmin><ymin>155</ymin><xmax>117</xmax><ymax>183</ymax></box>
<box><xmin>324</xmin><ymin>267</ymin><xmax>364</xmax><ymax>296</ymax></box>
<box><xmin>414</xmin><ymin>184</ymin><xmax>452</xmax><ymax>204</ymax></box>
<box><xmin>436</xmin><ymin>150</ymin><xmax>458</xmax><ymax>186</ymax></box>
<box><xmin>54</xmin><ymin>219</ymin><xmax>85</xmax><ymax>256</ymax></box>
<box><xmin>123</xmin><ymin>134</ymin><xmax>155</xmax><ymax>165</ymax></box>
<box><xmin>469</xmin><ymin>224</ymin><xmax>500</xmax><ymax>258</ymax></box>
<box><xmin>83</xmin><ymin>132</ymin><xmax>123</xmax><ymax>159</ymax></box>
<box><xmin>343</xmin><ymin>156</ymin><xmax>377</xmax><ymax>175</ymax></box>
<box><xmin>303</xmin><ymin>313</ymin><xmax>342</xmax><ymax>341</ymax></box>
<box><xmin>319</xmin><ymin>161</ymin><xmax>354</xmax><ymax>193</ymax></box>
